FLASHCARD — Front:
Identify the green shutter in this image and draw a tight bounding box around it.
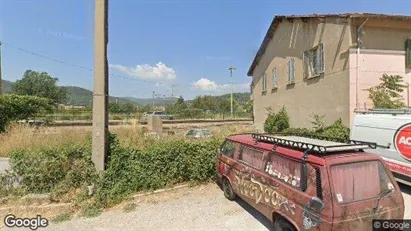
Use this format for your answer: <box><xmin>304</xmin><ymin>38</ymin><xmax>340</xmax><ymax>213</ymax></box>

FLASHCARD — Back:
<box><xmin>406</xmin><ymin>39</ymin><xmax>411</xmax><ymax>69</ymax></box>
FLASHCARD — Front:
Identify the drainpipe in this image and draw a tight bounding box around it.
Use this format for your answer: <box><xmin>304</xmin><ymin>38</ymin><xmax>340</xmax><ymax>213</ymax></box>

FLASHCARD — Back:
<box><xmin>356</xmin><ymin>18</ymin><xmax>369</xmax><ymax>109</ymax></box>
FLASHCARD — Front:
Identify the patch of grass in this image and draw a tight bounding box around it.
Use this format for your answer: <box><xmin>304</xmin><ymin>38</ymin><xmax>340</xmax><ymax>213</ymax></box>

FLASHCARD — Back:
<box><xmin>51</xmin><ymin>212</ymin><xmax>74</xmax><ymax>223</ymax></box>
<box><xmin>123</xmin><ymin>203</ymin><xmax>137</xmax><ymax>213</ymax></box>
<box><xmin>81</xmin><ymin>203</ymin><xmax>103</xmax><ymax>218</ymax></box>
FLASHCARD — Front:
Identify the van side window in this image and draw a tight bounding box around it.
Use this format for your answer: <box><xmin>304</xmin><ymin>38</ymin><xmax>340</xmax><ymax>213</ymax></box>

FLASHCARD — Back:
<box><xmin>239</xmin><ymin>145</ymin><xmax>264</xmax><ymax>170</ymax></box>
<box><xmin>265</xmin><ymin>153</ymin><xmax>301</xmax><ymax>188</ymax></box>
<box><xmin>221</xmin><ymin>141</ymin><xmax>236</xmax><ymax>158</ymax></box>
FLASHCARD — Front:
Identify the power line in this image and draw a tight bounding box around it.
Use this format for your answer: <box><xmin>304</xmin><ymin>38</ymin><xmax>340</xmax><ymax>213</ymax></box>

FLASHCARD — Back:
<box><xmin>1</xmin><ymin>40</ymin><xmax>250</xmax><ymax>93</ymax></box>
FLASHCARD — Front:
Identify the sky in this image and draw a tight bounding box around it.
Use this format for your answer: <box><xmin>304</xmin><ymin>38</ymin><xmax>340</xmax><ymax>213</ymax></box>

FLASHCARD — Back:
<box><xmin>1</xmin><ymin>0</ymin><xmax>411</xmax><ymax>100</ymax></box>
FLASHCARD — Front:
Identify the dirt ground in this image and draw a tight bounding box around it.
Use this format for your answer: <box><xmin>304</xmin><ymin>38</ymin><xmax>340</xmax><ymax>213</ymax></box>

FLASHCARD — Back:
<box><xmin>1</xmin><ymin>182</ymin><xmax>410</xmax><ymax>231</ymax></box>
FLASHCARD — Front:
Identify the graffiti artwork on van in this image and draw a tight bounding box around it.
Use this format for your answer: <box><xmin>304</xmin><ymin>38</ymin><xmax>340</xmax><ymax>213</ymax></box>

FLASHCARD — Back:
<box><xmin>265</xmin><ymin>163</ymin><xmax>301</xmax><ymax>187</ymax></box>
<box><xmin>234</xmin><ymin>172</ymin><xmax>296</xmax><ymax>215</ymax></box>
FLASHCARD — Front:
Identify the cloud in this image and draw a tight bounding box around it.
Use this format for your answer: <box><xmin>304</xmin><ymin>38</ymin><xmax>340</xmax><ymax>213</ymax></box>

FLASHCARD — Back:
<box><xmin>110</xmin><ymin>62</ymin><xmax>177</xmax><ymax>81</ymax></box>
<box><xmin>191</xmin><ymin>78</ymin><xmax>250</xmax><ymax>93</ymax></box>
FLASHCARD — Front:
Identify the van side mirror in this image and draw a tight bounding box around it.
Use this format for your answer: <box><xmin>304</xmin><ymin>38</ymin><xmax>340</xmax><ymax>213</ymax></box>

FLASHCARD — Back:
<box><xmin>301</xmin><ymin>163</ymin><xmax>308</xmax><ymax>191</ymax></box>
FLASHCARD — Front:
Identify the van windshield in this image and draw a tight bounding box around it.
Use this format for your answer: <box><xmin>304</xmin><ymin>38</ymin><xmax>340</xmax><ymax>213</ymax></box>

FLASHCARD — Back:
<box><xmin>330</xmin><ymin>161</ymin><xmax>394</xmax><ymax>204</ymax></box>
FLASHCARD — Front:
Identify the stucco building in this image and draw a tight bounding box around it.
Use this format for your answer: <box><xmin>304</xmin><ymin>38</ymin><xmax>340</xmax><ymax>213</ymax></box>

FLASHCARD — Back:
<box><xmin>247</xmin><ymin>13</ymin><xmax>411</xmax><ymax>130</ymax></box>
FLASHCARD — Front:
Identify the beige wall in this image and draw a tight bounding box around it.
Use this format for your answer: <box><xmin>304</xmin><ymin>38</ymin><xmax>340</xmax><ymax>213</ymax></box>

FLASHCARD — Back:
<box><xmin>251</xmin><ymin>17</ymin><xmax>353</xmax><ymax>130</ymax></box>
<box><xmin>351</xmin><ymin>18</ymin><xmax>411</xmax><ymax>51</ymax></box>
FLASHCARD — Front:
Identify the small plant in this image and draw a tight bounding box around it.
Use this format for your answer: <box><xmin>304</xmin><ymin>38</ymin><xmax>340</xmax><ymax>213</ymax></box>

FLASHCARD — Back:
<box><xmin>123</xmin><ymin>203</ymin><xmax>137</xmax><ymax>213</ymax></box>
<box><xmin>51</xmin><ymin>212</ymin><xmax>74</xmax><ymax>223</ymax></box>
<box><xmin>81</xmin><ymin>202</ymin><xmax>103</xmax><ymax>218</ymax></box>
<box><xmin>264</xmin><ymin>106</ymin><xmax>290</xmax><ymax>134</ymax></box>
<box><xmin>310</xmin><ymin>114</ymin><xmax>325</xmax><ymax>132</ymax></box>
<box><xmin>366</xmin><ymin>74</ymin><xmax>406</xmax><ymax>109</ymax></box>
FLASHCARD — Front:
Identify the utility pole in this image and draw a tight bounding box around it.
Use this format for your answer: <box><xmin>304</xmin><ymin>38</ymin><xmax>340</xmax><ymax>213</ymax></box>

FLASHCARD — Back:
<box><xmin>92</xmin><ymin>0</ymin><xmax>109</xmax><ymax>172</ymax></box>
<box><xmin>0</xmin><ymin>41</ymin><xmax>3</xmax><ymax>95</ymax></box>
<box><xmin>152</xmin><ymin>91</ymin><xmax>155</xmax><ymax>108</ymax></box>
<box><xmin>171</xmin><ymin>85</ymin><xmax>175</xmax><ymax>98</ymax></box>
<box><xmin>229</xmin><ymin>66</ymin><xmax>236</xmax><ymax>118</ymax></box>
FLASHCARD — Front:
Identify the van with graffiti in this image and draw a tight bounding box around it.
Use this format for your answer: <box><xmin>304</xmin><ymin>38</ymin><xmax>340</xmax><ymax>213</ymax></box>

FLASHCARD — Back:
<box><xmin>351</xmin><ymin>109</ymin><xmax>411</xmax><ymax>187</ymax></box>
<box><xmin>216</xmin><ymin>134</ymin><xmax>405</xmax><ymax>231</ymax></box>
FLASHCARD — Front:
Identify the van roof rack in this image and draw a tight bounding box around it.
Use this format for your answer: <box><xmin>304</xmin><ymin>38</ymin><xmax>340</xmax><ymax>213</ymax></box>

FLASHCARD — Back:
<box><xmin>251</xmin><ymin>134</ymin><xmax>377</xmax><ymax>155</ymax></box>
<box><xmin>354</xmin><ymin>108</ymin><xmax>411</xmax><ymax>115</ymax></box>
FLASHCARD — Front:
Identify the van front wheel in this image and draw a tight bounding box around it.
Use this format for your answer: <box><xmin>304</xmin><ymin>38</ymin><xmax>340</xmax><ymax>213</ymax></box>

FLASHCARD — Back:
<box><xmin>222</xmin><ymin>178</ymin><xmax>236</xmax><ymax>201</ymax></box>
<box><xmin>274</xmin><ymin>217</ymin><xmax>296</xmax><ymax>231</ymax></box>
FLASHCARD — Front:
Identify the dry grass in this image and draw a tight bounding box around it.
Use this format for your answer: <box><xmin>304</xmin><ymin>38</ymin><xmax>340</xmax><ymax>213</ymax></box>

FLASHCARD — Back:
<box><xmin>0</xmin><ymin>121</ymin><xmax>256</xmax><ymax>157</ymax></box>
<box><xmin>0</xmin><ymin>124</ymin><xmax>92</xmax><ymax>157</ymax></box>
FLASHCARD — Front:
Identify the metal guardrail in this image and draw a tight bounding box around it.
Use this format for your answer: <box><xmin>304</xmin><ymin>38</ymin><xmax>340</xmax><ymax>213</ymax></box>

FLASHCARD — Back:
<box><xmin>42</xmin><ymin>118</ymin><xmax>253</xmax><ymax>127</ymax></box>
<box><xmin>354</xmin><ymin>108</ymin><xmax>411</xmax><ymax>115</ymax></box>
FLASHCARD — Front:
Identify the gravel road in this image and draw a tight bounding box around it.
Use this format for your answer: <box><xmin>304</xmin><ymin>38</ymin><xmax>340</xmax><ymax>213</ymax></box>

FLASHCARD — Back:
<box><xmin>1</xmin><ymin>182</ymin><xmax>410</xmax><ymax>231</ymax></box>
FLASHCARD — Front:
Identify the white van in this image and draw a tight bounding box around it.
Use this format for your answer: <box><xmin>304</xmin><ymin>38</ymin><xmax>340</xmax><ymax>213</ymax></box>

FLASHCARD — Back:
<box><xmin>350</xmin><ymin>109</ymin><xmax>411</xmax><ymax>186</ymax></box>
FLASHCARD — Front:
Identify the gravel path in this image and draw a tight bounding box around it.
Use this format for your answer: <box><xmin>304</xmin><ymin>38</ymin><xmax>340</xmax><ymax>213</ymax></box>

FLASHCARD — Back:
<box><xmin>41</xmin><ymin>183</ymin><xmax>272</xmax><ymax>231</ymax></box>
<box><xmin>1</xmin><ymin>183</ymin><xmax>410</xmax><ymax>231</ymax></box>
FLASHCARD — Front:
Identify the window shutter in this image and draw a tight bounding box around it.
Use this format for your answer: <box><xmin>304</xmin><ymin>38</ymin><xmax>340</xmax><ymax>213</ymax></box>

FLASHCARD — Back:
<box><xmin>406</xmin><ymin>39</ymin><xmax>411</xmax><ymax>69</ymax></box>
<box><xmin>303</xmin><ymin>51</ymin><xmax>309</xmax><ymax>78</ymax></box>
<box><xmin>288</xmin><ymin>60</ymin><xmax>291</xmax><ymax>82</ymax></box>
<box><xmin>319</xmin><ymin>43</ymin><xmax>324</xmax><ymax>73</ymax></box>
<box><xmin>292</xmin><ymin>58</ymin><xmax>295</xmax><ymax>81</ymax></box>
<box><xmin>272</xmin><ymin>68</ymin><xmax>277</xmax><ymax>87</ymax></box>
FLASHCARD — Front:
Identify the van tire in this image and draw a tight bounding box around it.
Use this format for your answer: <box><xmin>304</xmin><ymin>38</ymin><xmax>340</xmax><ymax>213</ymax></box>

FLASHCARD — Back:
<box><xmin>222</xmin><ymin>178</ymin><xmax>236</xmax><ymax>200</ymax></box>
<box><xmin>273</xmin><ymin>216</ymin><xmax>296</xmax><ymax>231</ymax></box>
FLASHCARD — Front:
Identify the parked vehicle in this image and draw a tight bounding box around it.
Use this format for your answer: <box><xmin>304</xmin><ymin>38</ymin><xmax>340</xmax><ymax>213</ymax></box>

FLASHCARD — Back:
<box><xmin>140</xmin><ymin>111</ymin><xmax>174</xmax><ymax>123</ymax></box>
<box><xmin>186</xmin><ymin>129</ymin><xmax>212</xmax><ymax>139</ymax></box>
<box><xmin>351</xmin><ymin>109</ymin><xmax>411</xmax><ymax>187</ymax></box>
<box><xmin>216</xmin><ymin>133</ymin><xmax>404</xmax><ymax>231</ymax></box>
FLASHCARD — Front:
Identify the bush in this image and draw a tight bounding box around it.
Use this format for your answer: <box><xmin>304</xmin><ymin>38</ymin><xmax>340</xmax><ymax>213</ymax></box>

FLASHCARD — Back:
<box><xmin>7</xmin><ymin>144</ymin><xmax>97</xmax><ymax>197</ymax></box>
<box><xmin>282</xmin><ymin>117</ymin><xmax>350</xmax><ymax>142</ymax></box>
<box><xmin>95</xmin><ymin>135</ymin><xmax>221</xmax><ymax>206</ymax></box>
<box><xmin>264</xmin><ymin>106</ymin><xmax>290</xmax><ymax>134</ymax></box>
<box><xmin>178</xmin><ymin>108</ymin><xmax>205</xmax><ymax>119</ymax></box>
<box><xmin>1</xmin><ymin>133</ymin><xmax>223</xmax><ymax>208</ymax></box>
<box><xmin>0</xmin><ymin>95</ymin><xmax>53</xmax><ymax>132</ymax></box>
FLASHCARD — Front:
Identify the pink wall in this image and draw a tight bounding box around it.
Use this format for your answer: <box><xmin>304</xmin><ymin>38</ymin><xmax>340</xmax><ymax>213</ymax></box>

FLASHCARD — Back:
<box><xmin>349</xmin><ymin>49</ymin><xmax>411</xmax><ymax>126</ymax></box>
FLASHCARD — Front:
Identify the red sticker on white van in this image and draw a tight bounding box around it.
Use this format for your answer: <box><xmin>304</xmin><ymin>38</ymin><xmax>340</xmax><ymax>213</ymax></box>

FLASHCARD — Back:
<box><xmin>394</xmin><ymin>123</ymin><xmax>411</xmax><ymax>161</ymax></box>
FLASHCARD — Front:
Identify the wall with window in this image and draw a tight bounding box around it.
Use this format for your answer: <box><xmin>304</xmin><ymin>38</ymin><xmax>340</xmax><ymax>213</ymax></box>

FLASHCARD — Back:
<box><xmin>251</xmin><ymin>17</ymin><xmax>353</xmax><ymax>129</ymax></box>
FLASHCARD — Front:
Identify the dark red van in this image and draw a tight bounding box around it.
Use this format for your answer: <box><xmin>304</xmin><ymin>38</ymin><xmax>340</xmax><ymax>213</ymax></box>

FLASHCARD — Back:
<box><xmin>216</xmin><ymin>134</ymin><xmax>405</xmax><ymax>231</ymax></box>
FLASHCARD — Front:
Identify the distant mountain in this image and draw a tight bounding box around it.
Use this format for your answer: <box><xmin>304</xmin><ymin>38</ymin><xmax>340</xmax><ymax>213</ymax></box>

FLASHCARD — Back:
<box><xmin>1</xmin><ymin>80</ymin><xmax>13</xmax><ymax>94</ymax></box>
<box><xmin>63</xmin><ymin>86</ymin><xmax>138</xmax><ymax>106</ymax></box>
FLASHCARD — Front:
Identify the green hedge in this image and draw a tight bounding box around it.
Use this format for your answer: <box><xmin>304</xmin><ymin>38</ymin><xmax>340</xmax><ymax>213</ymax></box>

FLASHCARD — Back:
<box><xmin>1</xmin><ymin>134</ymin><xmax>222</xmax><ymax>207</ymax></box>
<box><xmin>281</xmin><ymin>119</ymin><xmax>350</xmax><ymax>142</ymax></box>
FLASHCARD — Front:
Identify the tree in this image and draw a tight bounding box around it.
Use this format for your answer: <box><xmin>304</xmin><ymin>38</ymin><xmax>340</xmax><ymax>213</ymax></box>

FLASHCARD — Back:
<box><xmin>244</xmin><ymin>100</ymin><xmax>253</xmax><ymax>113</ymax></box>
<box><xmin>0</xmin><ymin>95</ymin><xmax>53</xmax><ymax>132</ymax></box>
<box><xmin>366</xmin><ymin>74</ymin><xmax>406</xmax><ymax>109</ymax></box>
<box><xmin>191</xmin><ymin>95</ymin><xmax>217</xmax><ymax>111</ymax></box>
<box><xmin>109</xmin><ymin>102</ymin><xmax>137</xmax><ymax>114</ymax></box>
<box><xmin>12</xmin><ymin>70</ymin><xmax>67</xmax><ymax>105</ymax></box>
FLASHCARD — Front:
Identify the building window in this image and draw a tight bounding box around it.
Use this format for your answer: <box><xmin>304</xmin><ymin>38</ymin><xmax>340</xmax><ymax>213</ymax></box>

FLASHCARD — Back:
<box><xmin>272</xmin><ymin>68</ymin><xmax>278</xmax><ymax>88</ymax></box>
<box><xmin>303</xmin><ymin>43</ymin><xmax>324</xmax><ymax>78</ymax></box>
<box><xmin>287</xmin><ymin>59</ymin><xmax>295</xmax><ymax>83</ymax></box>
<box><xmin>262</xmin><ymin>73</ymin><xmax>267</xmax><ymax>92</ymax></box>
